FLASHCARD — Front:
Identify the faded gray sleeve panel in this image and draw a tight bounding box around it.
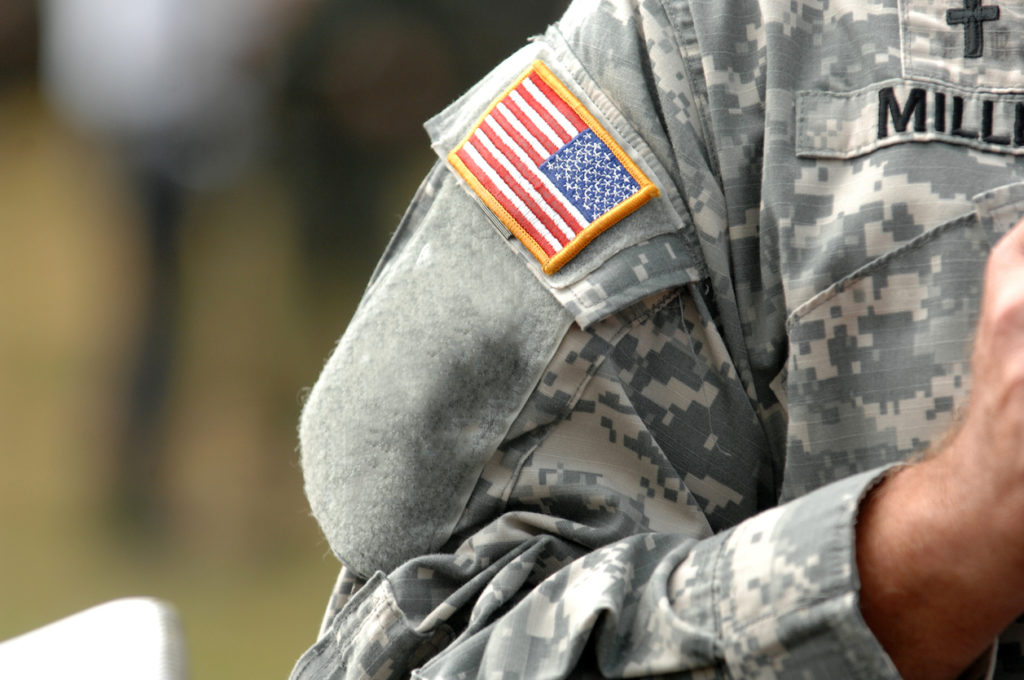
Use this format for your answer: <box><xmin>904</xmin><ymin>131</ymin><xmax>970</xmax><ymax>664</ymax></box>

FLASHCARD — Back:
<box><xmin>299</xmin><ymin>164</ymin><xmax>573</xmax><ymax>578</ymax></box>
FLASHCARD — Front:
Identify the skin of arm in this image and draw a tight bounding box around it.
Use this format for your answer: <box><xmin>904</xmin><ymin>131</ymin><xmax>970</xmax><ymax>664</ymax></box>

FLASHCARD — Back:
<box><xmin>857</xmin><ymin>216</ymin><xmax>1024</xmax><ymax>679</ymax></box>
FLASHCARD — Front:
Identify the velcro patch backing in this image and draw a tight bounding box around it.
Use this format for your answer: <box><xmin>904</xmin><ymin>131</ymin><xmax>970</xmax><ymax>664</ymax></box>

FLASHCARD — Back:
<box><xmin>449</xmin><ymin>60</ymin><xmax>659</xmax><ymax>275</ymax></box>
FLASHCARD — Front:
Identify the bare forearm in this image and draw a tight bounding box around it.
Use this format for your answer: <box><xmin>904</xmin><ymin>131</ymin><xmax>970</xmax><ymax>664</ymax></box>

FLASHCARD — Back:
<box><xmin>856</xmin><ymin>455</ymin><xmax>1024</xmax><ymax>679</ymax></box>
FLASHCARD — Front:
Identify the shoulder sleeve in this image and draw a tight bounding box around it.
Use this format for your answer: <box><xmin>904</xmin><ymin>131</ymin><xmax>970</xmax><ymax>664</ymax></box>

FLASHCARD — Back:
<box><xmin>299</xmin><ymin>2</ymin><xmax>707</xmax><ymax>576</ymax></box>
<box><xmin>295</xmin><ymin>1</ymin><xmax>909</xmax><ymax>678</ymax></box>
<box><xmin>411</xmin><ymin>469</ymin><xmax>900</xmax><ymax>679</ymax></box>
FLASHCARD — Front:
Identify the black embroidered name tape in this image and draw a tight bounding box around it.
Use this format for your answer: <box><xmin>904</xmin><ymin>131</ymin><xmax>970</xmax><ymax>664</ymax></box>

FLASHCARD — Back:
<box><xmin>878</xmin><ymin>86</ymin><xmax>1020</xmax><ymax>146</ymax></box>
<box><xmin>796</xmin><ymin>80</ymin><xmax>1024</xmax><ymax>159</ymax></box>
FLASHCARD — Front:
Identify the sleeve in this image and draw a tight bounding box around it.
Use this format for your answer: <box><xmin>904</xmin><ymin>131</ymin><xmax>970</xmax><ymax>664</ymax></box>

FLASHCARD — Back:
<box><xmin>292</xmin><ymin>1</ymin><xmax>903</xmax><ymax>678</ymax></box>
<box><xmin>413</xmin><ymin>469</ymin><xmax>898</xmax><ymax>679</ymax></box>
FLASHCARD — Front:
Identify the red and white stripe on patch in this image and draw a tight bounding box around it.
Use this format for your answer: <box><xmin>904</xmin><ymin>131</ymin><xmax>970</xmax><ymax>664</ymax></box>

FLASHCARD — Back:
<box><xmin>449</xmin><ymin>60</ymin><xmax>659</xmax><ymax>275</ymax></box>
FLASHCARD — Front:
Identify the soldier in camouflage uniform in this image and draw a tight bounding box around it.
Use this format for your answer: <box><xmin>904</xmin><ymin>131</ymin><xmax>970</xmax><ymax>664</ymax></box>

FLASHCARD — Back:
<box><xmin>291</xmin><ymin>0</ymin><xmax>1024</xmax><ymax>677</ymax></box>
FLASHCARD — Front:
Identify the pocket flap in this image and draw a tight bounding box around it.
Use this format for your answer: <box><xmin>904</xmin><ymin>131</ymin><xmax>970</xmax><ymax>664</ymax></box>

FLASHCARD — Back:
<box><xmin>777</xmin><ymin>182</ymin><xmax>1021</xmax><ymax>500</ymax></box>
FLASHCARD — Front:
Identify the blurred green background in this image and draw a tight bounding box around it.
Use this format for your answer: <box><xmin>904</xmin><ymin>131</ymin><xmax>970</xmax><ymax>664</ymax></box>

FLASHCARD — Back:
<box><xmin>0</xmin><ymin>1</ymin><xmax>568</xmax><ymax>678</ymax></box>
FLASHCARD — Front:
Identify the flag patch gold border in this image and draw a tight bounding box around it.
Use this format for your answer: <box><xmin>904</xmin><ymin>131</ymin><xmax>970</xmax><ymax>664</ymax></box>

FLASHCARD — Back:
<box><xmin>449</xmin><ymin>60</ymin><xmax>659</xmax><ymax>274</ymax></box>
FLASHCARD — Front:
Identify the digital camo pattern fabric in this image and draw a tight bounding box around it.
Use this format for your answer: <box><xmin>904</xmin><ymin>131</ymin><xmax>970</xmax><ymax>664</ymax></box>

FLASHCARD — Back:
<box><xmin>779</xmin><ymin>204</ymin><xmax>1003</xmax><ymax>501</ymax></box>
<box><xmin>294</xmin><ymin>291</ymin><xmax>893</xmax><ymax>679</ymax></box>
<box><xmin>295</xmin><ymin>0</ymin><xmax>1024</xmax><ymax>677</ymax></box>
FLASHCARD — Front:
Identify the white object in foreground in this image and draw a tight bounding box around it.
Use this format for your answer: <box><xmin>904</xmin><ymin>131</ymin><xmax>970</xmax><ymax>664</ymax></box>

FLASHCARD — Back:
<box><xmin>0</xmin><ymin>598</ymin><xmax>187</xmax><ymax>680</ymax></box>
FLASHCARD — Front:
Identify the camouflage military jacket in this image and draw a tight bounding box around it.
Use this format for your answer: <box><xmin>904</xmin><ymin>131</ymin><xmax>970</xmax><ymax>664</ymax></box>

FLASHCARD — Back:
<box><xmin>292</xmin><ymin>0</ymin><xmax>1024</xmax><ymax>677</ymax></box>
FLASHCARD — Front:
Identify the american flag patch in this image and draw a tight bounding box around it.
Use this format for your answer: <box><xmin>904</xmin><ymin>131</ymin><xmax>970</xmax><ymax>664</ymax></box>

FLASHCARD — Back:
<box><xmin>449</xmin><ymin>60</ymin><xmax>659</xmax><ymax>275</ymax></box>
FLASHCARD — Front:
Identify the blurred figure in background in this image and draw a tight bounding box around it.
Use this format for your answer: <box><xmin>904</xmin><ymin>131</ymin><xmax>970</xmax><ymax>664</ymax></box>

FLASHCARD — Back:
<box><xmin>37</xmin><ymin>0</ymin><xmax>572</xmax><ymax>537</ymax></box>
<box><xmin>40</xmin><ymin>0</ymin><xmax>288</xmax><ymax>534</ymax></box>
<box><xmin>2</xmin><ymin>2</ymin><xmax>575</xmax><ymax>677</ymax></box>
<box><xmin>0</xmin><ymin>0</ymin><xmax>37</xmax><ymax>88</ymax></box>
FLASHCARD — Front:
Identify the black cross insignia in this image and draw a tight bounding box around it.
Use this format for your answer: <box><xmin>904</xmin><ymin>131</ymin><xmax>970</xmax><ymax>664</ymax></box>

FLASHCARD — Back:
<box><xmin>946</xmin><ymin>0</ymin><xmax>1000</xmax><ymax>58</ymax></box>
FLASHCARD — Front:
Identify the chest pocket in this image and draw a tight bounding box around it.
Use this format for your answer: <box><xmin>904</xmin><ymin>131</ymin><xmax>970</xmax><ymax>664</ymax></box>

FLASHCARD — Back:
<box><xmin>777</xmin><ymin>180</ymin><xmax>1024</xmax><ymax>501</ymax></box>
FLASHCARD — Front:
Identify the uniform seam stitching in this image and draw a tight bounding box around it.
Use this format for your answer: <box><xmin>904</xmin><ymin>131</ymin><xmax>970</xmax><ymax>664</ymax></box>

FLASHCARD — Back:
<box><xmin>659</xmin><ymin>0</ymin><xmax>722</xmax><ymax>182</ymax></box>
<box><xmin>899</xmin><ymin>0</ymin><xmax>909</xmax><ymax>80</ymax></box>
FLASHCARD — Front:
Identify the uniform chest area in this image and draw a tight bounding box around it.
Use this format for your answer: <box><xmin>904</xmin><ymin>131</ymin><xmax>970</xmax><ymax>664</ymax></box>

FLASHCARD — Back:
<box><xmin>750</xmin><ymin>0</ymin><xmax>1024</xmax><ymax>304</ymax></box>
<box><xmin>734</xmin><ymin>0</ymin><xmax>1024</xmax><ymax>497</ymax></box>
